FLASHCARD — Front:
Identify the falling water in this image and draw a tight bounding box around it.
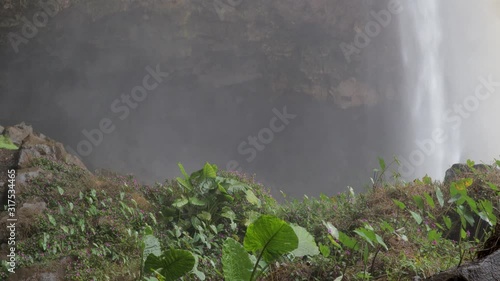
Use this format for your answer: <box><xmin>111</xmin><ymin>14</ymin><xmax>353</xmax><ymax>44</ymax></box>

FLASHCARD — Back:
<box><xmin>399</xmin><ymin>0</ymin><xmax>500</xmax><ymax>180</ymax></box>
<box><xmin>398</xmin><ymin>1</ymin><xmax>456</xmax><ymax>179</ymax></box>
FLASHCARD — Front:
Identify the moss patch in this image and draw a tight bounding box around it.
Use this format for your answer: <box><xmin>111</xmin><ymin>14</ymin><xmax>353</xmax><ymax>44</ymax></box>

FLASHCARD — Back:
<box><xmin>0</xmin><ymin>135</ymin><xmax>18</xmax><ymax>150</ymax></box>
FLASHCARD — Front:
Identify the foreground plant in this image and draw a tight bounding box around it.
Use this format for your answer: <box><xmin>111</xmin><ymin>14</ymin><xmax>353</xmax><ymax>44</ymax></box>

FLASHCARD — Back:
<box><xmin>141</xmin><ymin>225</ymin><xmax>197</xmax><ymax>281</ymax></box>
<box><xmin>222</xmin><ymin>215</ymin><xmax>319</xmax><ymax>281</ymax></box>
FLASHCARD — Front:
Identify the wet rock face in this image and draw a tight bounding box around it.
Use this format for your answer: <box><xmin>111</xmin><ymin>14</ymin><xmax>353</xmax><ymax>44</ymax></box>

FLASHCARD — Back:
<box><xmin>330</xmin><ymin>77</ymin><xmax>378</xmax><ymax>109</ymax></box>
<box><xmin>0</xmin><ymin>0</ymin><xmax>382</xmax><ymax>109</ymax></box>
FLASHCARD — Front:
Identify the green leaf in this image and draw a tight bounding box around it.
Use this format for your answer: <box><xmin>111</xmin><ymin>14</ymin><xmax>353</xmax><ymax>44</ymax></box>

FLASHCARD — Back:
<box><xmin>479</xmin><ymin>199</ymin><xmax>494</xmax><ymax>217</ymax></box>
<box><xmin>380</xmin><ymin>220</ymin><xmax>394</xmax><ymax>233</ymax></box>
<box><xmin>478</xmin><ymin>212</ymin><xmax>492</xmax><ymax>227</ymax></box>
<box><xmin>323</xmin><ymin>221</ymin><xmax>339</xmax><ymax>240</ymax></box>
<box><xmin>197</xmin><ymin>211</ymin><xmax>212</xmax><ymax>222</ymax></box>
<box><xmin>318</xmin><ymin>243</ymin><xmax>330</xmax><ymax>258</ymax></box>
<box><xmin>466</xmin><ymin>159</ymin><xmax>475</xmax><ymax>168</ymax></box>
<box><xmin>392</xmin><ymin>199</ymin><xmax>406</xmax><ymax>210</ymax></box>
<box><xmin>189</xmin><ymin>197</ymin><xmax>206</xmax><ymax>206</ymax></box>
<box><xmin>245</xmin><ymin>190</ymin><xmax>261</xmax><ymax>207</ymax></box>
<box><xmin>203</xmin><ymin>163</ymin><xmax>217</xmax><ymax>179</ymax></box>
<box><xmin>47</xmin><ymin>214</ymin><xmax>57</xmax><ymax>226</ymax></box>
<box><xmin>443</xmin><ymin>216</ymin><xmax>452</xmax><ymax>229</ymax></box>
<box><xmin>144</xmin><ymin>249</ymin><xmax>195</xmax><ymax>281</ymax></box>
<box><xmin>172</xmin><ymin>197</ymin><xmax>189</xmax><ymax>208</ymax></box>
<box><xmin>142</xmin><ymin>235</ymin><xmax>162</xmax><ymax>262</ymax></box>
<box><xmin>243</xmin><ymin>215</ymin><xmax>298</xmax><ymax>263</ymax></box>
<box><xmin>222</xmin><ymin>238</ymin><xmax>253</xmax><ymax>281</ymax></box>
<box><xmin>60</xmin><ymin>225</ymin><xmax>69</xmax><ymax>234</ymax></box>
<box><xmin>460</xmin><ymin>228</ymin><xmax>467</xmax><ymax>239</ymax></box>
<box><xmin>144</xmin><ymin>225</ymin><xmax>154</xmax><ymax>236</ymax></box>
<box><xmin>448</xmin><ymin>194</ymin><xmax>462</xmax><ymax>204</ymax></box>
<box><xmin>339</xmin><ymin>232</ymin><xmax>359</xmax><ymax>251</ymax></box>
<box><xmin>178</xmin><ymin>162</ymin><xmax>189</xmax><ymax>179</ymax></box>
<box><xmin>290</xmin><ymin>224</ymin><xmax>320</xmax><ymax>257</ymax></box>
<box><xmin>378</xmin><ymin>157</ymin><xmax>386</xmax><ymax>171</ymax></box>
<box><xmin>409</xmin><ymin>211</ymin><xmax>422</xmax><ymax>225</ymax></box>
<box><xmin>57</xmin><ymin>186</ymin><xmax>64</xmax><ymax>195</ymax></box>
<box><xmin>362</xmin><ymin>244</ymin><xmax>369</xmax><ymax>263</ymax></box>
<box><xmin>422</xmin><ymin>175</ymin><xmax>432</xmax><ymax>185</ymax></box>
<box><xmin>375</xmin><ymin>234</ymin><xmax>388</xmax><ymax>251</ymax></box>
<box><xmin>221</xmin><ymin>207</ymin><xmax>236</xmax><ymax>221</ymax></box>
<box><xmin>487</xmin><ymin>182</ymin><xmax>499</xmax><ymax>192</ymax></box>
<box><xmin>176</xmin><ymin>178</ymin><xmax>192</xmax><ymax>190</ymax></box>
<box><xmin>435</xmin><ymin>186</ymin><xmax>444</xmax><ymax>207</ymax></box>
<box><xmin>413</xmin><ymin>195</ymin><xmax>425</xmax><ymax>210</ymax></box>
<box><xmin>464</xmin><ymin>195</ymin><xmax>478</xmax><ymax>213</ymax></box>
<box><xmin>423</xmin><ymin>193</ymin><xmax>435</xmax><ymax>209</ymax></box>
<box><xmin>456</xmin><ymin>205</ymin><xmax>475</xmax><ymax>227</ymax></box>
<box><xmin>354</xmin><ymin>228</ymin><xmax>376</xmax><ymax>247</ymax></box>
<box><xmin>427</xmin><ymin>229</ymin><xmax>441</xmax><ymax>243</ymax></box>
<box><xmin>227</xmin><ymin>183</ymin><xmax>249</xmax><ymax>193</ymax></box>
<box><xmin>149</xmin><ymin>213</ymin><xmax>157</xmax><ymax>225</ymax></box>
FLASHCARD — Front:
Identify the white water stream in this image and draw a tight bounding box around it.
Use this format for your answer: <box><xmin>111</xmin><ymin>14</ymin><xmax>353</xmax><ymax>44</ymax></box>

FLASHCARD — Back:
<box><xmin>398</xmin><ymin>0</ymin><xmax>500</xmax><ymax>180</ymax></box>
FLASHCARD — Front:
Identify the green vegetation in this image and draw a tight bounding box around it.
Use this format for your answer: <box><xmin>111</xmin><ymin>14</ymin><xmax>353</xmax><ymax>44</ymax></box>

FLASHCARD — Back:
<box><xmin>0</xmin><ymin>135</ymin><xmax>18</xmax><ymax>150</ymax></box>
<box><xmin>1</xmin><ymin>157</ymin><xmax>500</xmax><ymax>280</ymax></box>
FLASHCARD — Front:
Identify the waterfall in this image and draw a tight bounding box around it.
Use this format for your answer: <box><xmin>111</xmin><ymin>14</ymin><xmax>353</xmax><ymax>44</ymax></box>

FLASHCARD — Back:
<box><xmin>398</xmin><ymin>0</ymin><xmax>500</xmax><ymax>180</ymax></box>
<box><xmin>398</xmin><ymin>1</ymin><xmax>457</xmax><ymax>179</ymax></box>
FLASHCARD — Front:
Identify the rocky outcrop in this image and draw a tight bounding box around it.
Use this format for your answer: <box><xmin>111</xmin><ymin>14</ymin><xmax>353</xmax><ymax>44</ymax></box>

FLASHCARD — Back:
<box><xmin>1</xmin><ymin>123</ymin><xmax>88</xmax><ymax>171</ymax></box>
<box><xmin>444</xmin><ymin>163</ymin><xmax>493</xmax><ymax>185</ymax></box>
<box><xmin>0</xmin><ymin>123</ymin><xmax>90</xmax><ymax>280</ymax></box>
<box><xmin>4</xmin><ymin>123</ymin><xmax>32</xmax><ymax>146</ymax></box>
<box><xmin>0</xmin><ymin>123</ymin><xmax>89</xmax><ymax>207</ymax></box>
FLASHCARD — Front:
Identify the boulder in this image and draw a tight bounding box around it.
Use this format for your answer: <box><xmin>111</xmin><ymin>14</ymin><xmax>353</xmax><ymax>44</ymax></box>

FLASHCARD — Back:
<box><xmin>444</xmin><ymin>163</ymin><xmax>493</xmax><ymax>185</ymax></box>
<box><xmin>19</xmin><ymin>201</ymin><xmax>47</xmax><ymax>215</ymax></box>
<box><xmin>0</xmin><ymin>125</ymin><xmax>4</xmax><ymax>134</ymax></box>
<box><xmin>4</xmin><ymin>122</ymin><xmax>32</xmax><ymax>146</ymax></box>
<box><xmin>16</xmin><ymin>167</ymin><xmax>43</xmax><ymax>186</ymax></box>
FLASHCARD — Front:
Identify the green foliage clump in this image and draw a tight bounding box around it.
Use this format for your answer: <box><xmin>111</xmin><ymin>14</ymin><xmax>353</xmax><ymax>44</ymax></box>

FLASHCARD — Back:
<box><xmin>6</xmin><ymin>157</ymin><xmax>500</xmax><ymax>281</ymax></box>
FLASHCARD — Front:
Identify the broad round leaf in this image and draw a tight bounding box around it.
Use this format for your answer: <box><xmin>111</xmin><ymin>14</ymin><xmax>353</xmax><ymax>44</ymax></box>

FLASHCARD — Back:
<box><xmin>142</xmin><ymin>235</ymin><xmax>161</xmax><ymax>262</ymax></box>
<box><xmin>243</xmin><ymin>215</ymin><xmax>298</xmax><ymax>262</ymax></box>
<box><xmin>144</xmin><ymin>249</ymin><xmax>195</xmax><ymax>281</ymax></box>
<box><xmin>222</xmin><ymin>238</ymin><xmax>253</xmax><ymax>281</ymax></box>
<box><xmin>290</xmin><ymin>224</ymin><xmax>320</xmax><ymax>257</ymax></box>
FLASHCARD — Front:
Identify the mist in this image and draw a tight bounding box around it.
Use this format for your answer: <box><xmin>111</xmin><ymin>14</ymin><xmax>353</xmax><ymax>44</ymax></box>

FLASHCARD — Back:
<box><xmin>0</xmin><ymin>0</ymin><xmax>499</xmax><ymax>198</ymax></box>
